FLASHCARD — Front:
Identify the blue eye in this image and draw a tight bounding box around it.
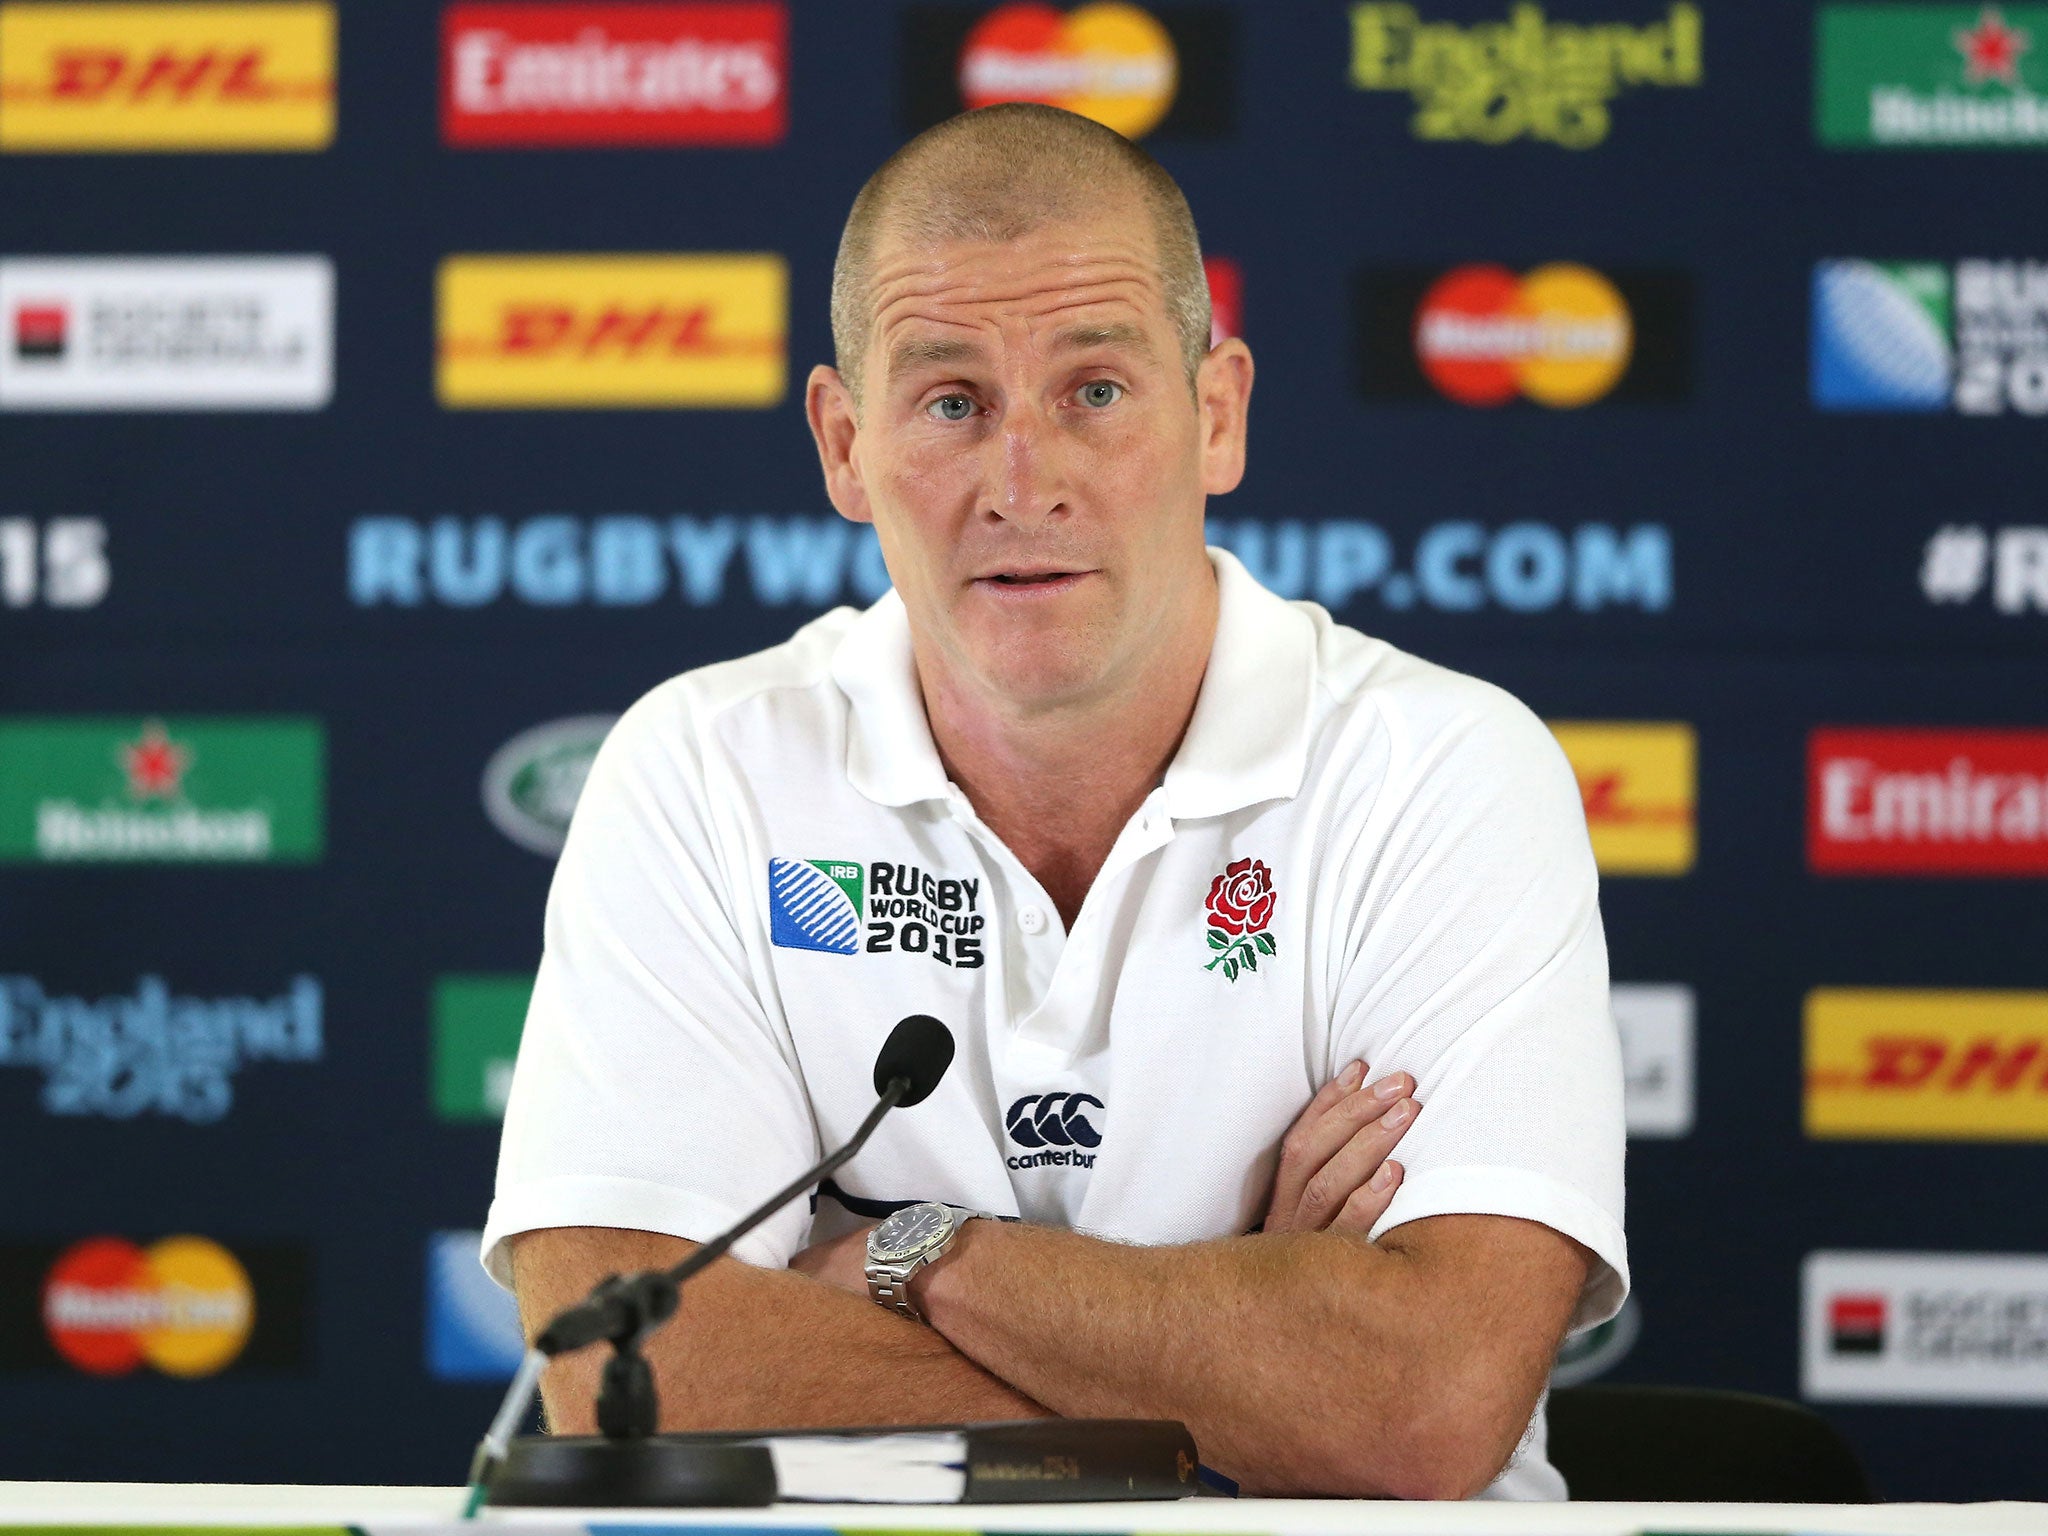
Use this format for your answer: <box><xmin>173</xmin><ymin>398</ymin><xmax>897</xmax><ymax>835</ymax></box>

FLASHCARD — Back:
<box><xmin>1078</xmin><ymin>381</ymin><xmax>1123</xmax><ymax>408</ymax></box>
<box><xmin>927</xmin><ymin>394</ymin><xmax>974</xmax><ymax>421</ymax></box>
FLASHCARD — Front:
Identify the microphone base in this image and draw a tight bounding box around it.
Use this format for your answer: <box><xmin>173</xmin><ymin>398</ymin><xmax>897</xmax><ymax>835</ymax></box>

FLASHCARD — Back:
<box><xmin>485</xmin><ymin>1433</ymin><xmax>777</xmax><ymax>1507</ymax></box>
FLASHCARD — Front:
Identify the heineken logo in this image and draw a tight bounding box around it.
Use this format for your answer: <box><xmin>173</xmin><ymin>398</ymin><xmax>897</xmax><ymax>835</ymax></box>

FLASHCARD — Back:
<box><xmin>432</xmin><ymin>975</ymin><xmax>532</xmax><ymax>1123</ymax></box>
<box><xmin>1819</xmin><ymin>4</ymin><xmax>2048</xmax><ymax>148</ymax></box>
<box><xmin>1958</xmin><ymin>6</ymin><xmax>2034</xmax><ymax>84</ymax></box>
<box><xmin>121</xmin><ymin>721</ymin><xmax>190</xmax><ymax>799</ymax></box>
<box><xmin>0</xmin><ymin>717</ymin><xmax>324</xmax><ymax>864</ymax></box>
<box><xmin>480</xmin><ymin>715</ymin><xmax>615</xmax><ymax>857</ymax></box>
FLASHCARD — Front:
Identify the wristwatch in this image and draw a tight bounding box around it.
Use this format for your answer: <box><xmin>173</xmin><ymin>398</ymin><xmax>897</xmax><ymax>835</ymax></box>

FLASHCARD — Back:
<box><xmin>865</xmin><ymin>1201</ymin><xmax>980</xmax><ymax>1322</ymax></box>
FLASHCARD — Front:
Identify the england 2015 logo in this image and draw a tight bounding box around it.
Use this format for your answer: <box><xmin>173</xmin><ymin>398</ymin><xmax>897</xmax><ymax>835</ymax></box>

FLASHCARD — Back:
<box><xmin>767</xmin><ymin>857</ymin><xmax>985</xmax><ymax>968</ymax></box>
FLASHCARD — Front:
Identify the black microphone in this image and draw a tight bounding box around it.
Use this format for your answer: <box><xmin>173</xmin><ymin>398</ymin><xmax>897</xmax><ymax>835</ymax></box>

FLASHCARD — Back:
<box><xmin>536</xmin><ymin>1012</ymin><xmax>957</xmax><ymax>1356</ymax></box>
<box><xmin>872</xmin><ymin>1012</ymin><xmax>954</xmax><ymax>1106</ymax></box>
<box><xmin>467</xmin><ymin>1015</ymin><xmax>958</xmax><ymax>1510</ymax></box>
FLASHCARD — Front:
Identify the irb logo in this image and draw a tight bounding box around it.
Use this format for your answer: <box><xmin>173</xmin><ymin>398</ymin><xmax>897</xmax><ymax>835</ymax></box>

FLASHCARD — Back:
<box><xmin>767</xmin><ymin>858</ymin><xmax>863</xmax><ymax>956</ymax></box>
<box><xmin>0</xmin><ymin>4</ymin><xmax>335</xmax><ymax>152</ymax></box>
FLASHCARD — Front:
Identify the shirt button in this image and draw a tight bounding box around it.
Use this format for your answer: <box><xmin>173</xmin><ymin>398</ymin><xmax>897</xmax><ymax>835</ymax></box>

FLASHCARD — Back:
<box><xmin>1018</xmin><ymin>908</ymin><xmax>1047</xmax><ymax>935</ymax></box>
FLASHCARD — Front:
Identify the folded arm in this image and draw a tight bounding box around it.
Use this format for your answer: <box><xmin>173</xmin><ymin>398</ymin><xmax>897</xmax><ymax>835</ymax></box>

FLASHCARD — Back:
<box><xmin>906</xmin><ymin>1211</ymin><xmax>1590</xmax><ymax>1499</ymax></box>
<box><xmin>510</xmin><ymin>1225</ymin><xmax>1049</xmax><ymax>1432</ymax></box>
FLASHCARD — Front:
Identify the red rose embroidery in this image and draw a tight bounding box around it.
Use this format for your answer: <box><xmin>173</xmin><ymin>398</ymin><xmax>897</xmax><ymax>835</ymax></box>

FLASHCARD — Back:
<box><xmin>1206</xmin><ymin>858</ymin><xmax>1275</xmax><ymax>935</ymax></box>
<box><xmin>1204</xmin><ymin>857</ymin><xmax>1277</xmax><ymax>982</ymax></box>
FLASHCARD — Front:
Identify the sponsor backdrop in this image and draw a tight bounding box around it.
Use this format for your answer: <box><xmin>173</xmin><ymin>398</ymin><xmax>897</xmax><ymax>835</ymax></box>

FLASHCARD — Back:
<box><xmin>1</xmin><ymin>0</ymin><xmax>2045</xmax><ymax>1501</ymax></box>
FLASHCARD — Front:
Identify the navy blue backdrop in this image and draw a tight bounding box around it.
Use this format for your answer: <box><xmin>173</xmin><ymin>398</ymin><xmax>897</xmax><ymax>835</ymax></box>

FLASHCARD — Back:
<box><xmin>2</xmin><ymin>0</ymin><xmax>2045</xmax><ymax>1500</ymax></box>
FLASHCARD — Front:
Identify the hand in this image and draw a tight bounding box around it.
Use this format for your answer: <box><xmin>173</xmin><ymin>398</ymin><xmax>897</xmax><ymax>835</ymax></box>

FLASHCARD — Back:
<box><xmin>1262</xmin><ymin>1060</ymin><xmax>1420</xmax><ymax>1236</ymax></box>
<box><xmin>788</xmin><ymin>1221</ymin><xmax>877</xmax><ymax>1298</ymax></box>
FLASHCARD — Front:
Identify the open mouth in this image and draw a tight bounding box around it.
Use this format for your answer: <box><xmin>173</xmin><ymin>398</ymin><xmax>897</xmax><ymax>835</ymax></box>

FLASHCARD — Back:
<box><xmin>987</xmin><ymin>571</ymin><xmax>1080</xmax><ymax>586</ymax></box>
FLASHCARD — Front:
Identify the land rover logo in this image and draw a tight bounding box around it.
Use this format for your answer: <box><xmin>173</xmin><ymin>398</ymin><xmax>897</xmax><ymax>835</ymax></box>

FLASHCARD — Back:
<box><xmin>1551</xmin><ymin>1296</ymin><xmax>1642</xmax><ymax>1388</ymax></box>
<box><xmin>481</xmin><ymin>715</ymin><xmax>615</xmax><ymax>856</ymax></box>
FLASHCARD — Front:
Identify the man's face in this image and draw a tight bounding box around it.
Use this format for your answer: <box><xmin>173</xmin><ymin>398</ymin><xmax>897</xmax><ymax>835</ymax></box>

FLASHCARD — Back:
<box><xmin>808</xmin><ymin>211</ymin><xmax>1251</xmax><ymax>715</ymax></box>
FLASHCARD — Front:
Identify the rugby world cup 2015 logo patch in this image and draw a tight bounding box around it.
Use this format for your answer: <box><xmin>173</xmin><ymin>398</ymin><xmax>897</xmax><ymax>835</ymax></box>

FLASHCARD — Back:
<box><xmin>768</xmin><ymin>857</ymin><xmax>863</xmax><ymax>954</ymax></box>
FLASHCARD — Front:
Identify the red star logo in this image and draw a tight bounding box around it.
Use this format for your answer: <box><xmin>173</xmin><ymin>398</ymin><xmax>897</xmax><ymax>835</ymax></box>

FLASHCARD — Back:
<box><xmin>1954</xmin><ymin>6</ymin><xmax>2032</xmax><ymax>86</ymax></box>
<box><xmin>121</xmin><ymin>720</ymin><xmax>191</xmax><ymax>800</ymax></box>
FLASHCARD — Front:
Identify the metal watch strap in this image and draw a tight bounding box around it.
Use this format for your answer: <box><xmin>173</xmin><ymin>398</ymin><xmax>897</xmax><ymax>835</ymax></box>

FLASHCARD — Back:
<box><xmin>866</xmin><ymin>1260</ymin><xmax>928</xmax><ymax>1322</ymax></box>
<box><xmin>867</xmin><ymin>1205</ymin><xmax>984</xmax><ymax>1323</ymax></box>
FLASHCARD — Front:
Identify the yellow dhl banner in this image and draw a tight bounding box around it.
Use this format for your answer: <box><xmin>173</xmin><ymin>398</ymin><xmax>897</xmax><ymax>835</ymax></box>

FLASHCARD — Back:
<box><xmin>0</xmin><ymin>2</ymin><xmax>334</xmax><ymax>152</ymax></box>
<box><xmin>1806</xmin><ymin>989</ymin><xmax>2048</xmax><ymax>1142</ymax></box>
<box><xmin>1547</xmin><ymin>721</ymin><xmax>1695</xmax><ymax>875</ymax></box>
<box><xmin>437</xmin><ymin>255</ymin><xmax>788</xmax><ymax>409</ymax></box>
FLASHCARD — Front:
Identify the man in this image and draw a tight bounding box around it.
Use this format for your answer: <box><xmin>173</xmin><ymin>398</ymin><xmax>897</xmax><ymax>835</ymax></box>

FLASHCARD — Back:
<box><xmin>485</xmin><ymin>103</ymin><xmax>1626</xmax><ymax>1501</ymax></box>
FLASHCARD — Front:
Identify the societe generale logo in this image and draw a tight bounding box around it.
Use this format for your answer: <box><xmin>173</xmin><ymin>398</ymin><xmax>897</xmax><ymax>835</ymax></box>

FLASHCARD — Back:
<box><xmin>436</xmin><ymin>253</ymin><xmax>787</xmax><ymax>409</ymax></box>
<box><xmin>1809</xmin><ymin>727</ymin><xmax>2048</xmax><ymax>875</ymax></box>
<box><xmin>1803</xmin><ymin>1251</ymin><xmax>2048</xmax><ymax>1404</ymax></box>
<box><xmin>442</xmin><ymin>2</ymin><xmax>786</xmax><ymax>148</ymax></box>
<box><xmin>1547</xmin><ymin>721</ymin><xmax>1696</xmax><ymax>875</ymax></box>
<box><xmin>0</xmin><ymin>2</ymin><xmax>335</xmax><ymax>152</ymax></box>
<box><xmin>958</xmin><ymin>1</ymin><xmax>1178</xmax><ymax>139</ymax></box>
<box><xmin>1806</xmin><ymin>988</ymin><xmax>2048</xmax><ymax>1141</ymax></box>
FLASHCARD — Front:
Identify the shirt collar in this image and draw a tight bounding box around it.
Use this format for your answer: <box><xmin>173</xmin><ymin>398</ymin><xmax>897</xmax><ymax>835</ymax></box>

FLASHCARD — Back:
<box><xmin>831</xmin><ymin>546</ymin><xmax>1318</xmax><ymax>819</ymax></box>
<box><xmin>1160</xmin><ymin>546</ymin><xmax>1318</xmax><ymax>820</ymax></box>
<box><xmin>831</xmin><ymin>588</ymin><xmax>951</xmax><ymax>808</ymax></box>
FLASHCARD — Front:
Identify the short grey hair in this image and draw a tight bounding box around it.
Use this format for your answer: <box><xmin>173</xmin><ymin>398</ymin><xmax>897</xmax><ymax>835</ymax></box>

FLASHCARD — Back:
<box><xmin>829</xmin><ymin>102</ymin><xmax>1211</xmax><ymax>410</ymax></box>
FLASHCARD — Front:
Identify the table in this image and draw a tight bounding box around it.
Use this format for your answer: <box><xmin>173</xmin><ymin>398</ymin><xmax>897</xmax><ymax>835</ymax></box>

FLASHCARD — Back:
<box><xmin>2</xmin><ymin>1483</ymin><xmax>2045</xmax><ymax>1535</ymax></box>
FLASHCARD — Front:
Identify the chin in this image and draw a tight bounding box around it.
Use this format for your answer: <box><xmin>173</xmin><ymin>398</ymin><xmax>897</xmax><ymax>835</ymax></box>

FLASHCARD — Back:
<box><xmin>971</xmin><ymin>636</ymin><xmax>1116</xmax><ymax>711</ymax></box>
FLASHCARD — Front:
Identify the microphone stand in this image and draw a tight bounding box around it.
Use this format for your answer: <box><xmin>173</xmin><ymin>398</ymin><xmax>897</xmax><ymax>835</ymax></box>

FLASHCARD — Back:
<box><xmin>463</xmin><ymin>1077</ymin><xmax>911</xmax><ymax>1513</ymax></box>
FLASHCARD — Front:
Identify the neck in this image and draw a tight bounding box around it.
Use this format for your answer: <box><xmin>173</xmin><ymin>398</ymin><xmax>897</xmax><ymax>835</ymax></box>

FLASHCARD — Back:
<box><xmin>916</xmin><ymin>571</ymin><xmax>1219</xmax><ymax>928</ymax></box>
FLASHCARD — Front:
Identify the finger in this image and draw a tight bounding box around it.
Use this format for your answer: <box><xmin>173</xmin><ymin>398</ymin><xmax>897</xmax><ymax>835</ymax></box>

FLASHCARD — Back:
<box><xmin>1330</xmin><ymin>1160</ymin><xmax>1404</xmax><ymax>1235</ymax></box>
<box><xmin>1293</xmin><ymin>1095</ymin><xmax>1421</xmax><ymax>1231</ymax></box>
<box><xmin>1266</xmin><ymin>1060</ymin><xmax>1367</xmax><ymax>1227</ymax></box>
<box><xmin>1298</xmin><ymin>1060</ymin><xmax>1366</xmax><ymax>1126</ymax></box>
<box><xmin>1274</xmin><ymin>1072</ymin><xmax>1414</xmax><ymax>1228</ymax></box>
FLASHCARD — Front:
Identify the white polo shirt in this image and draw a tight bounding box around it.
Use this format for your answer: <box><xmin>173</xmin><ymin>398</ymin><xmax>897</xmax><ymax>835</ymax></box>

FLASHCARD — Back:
<box><xmin>483</xmin><ymin>547</ymin><xmax>1629</xmax><ymax>1501</ymax></box>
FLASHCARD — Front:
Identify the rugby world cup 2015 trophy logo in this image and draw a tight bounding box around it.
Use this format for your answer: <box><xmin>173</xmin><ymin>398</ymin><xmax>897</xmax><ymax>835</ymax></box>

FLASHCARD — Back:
<box><xmin>1204</xmin><ymin>857</ymin><xmax>1276</xmax><ymax>982</ymax></box>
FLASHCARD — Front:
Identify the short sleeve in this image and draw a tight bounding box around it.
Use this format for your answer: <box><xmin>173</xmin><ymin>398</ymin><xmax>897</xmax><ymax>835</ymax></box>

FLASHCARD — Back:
<box><xmin>480</xmin><ymin>686</ymin><xmax>819</xmax><ymax>1289</ymax></box>
<box><xmin>1332</xmin><ymin>685</ymin><xmax>1628</xmax><ymax>1333</ymax></box>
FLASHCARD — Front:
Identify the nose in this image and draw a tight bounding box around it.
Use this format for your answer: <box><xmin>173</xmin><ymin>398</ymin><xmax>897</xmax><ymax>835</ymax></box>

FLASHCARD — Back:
<box><xmin>984</xmin><ymin>403</ymin><xmax>1068</xmax><ymax>530</ymax></box>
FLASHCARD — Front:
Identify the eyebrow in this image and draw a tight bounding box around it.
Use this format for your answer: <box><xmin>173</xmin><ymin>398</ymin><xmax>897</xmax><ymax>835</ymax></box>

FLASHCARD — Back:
<box><xmin>887</xmin><ymin>334</ymin><xmax>986</xmax><ymax>383</ymax></box>
<box><xmin>1051</xmin><ymin>321</ymin><xmax>1154</xmax><ymax>358</ymax></box>
<box><xmin>885</xmin><ymin>321</ymin><xmax>1158</xmax><ymax>386</ymax></box>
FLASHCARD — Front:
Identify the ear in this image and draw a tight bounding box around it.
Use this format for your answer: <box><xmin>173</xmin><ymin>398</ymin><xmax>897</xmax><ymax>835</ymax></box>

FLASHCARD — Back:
<box><xmin>1196</xmin><ymin>339</ymin><xmax>1254</xmax><ymax>496</ymax></box>
<box><xmin>806</xmin><ymin>364</ymin><xmax>874</xmax><ymax>525</ymax></box>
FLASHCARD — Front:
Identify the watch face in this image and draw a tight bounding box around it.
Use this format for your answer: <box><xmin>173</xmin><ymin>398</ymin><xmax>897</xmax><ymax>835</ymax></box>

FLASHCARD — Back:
<box><xmin>872</xmin><ymin>1203</ymin><xmax>952</xmax><ymax>1263</ymax></box>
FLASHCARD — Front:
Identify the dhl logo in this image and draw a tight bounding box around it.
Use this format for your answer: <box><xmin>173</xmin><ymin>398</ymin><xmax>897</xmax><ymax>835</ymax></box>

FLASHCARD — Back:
<box><xmin>1547</xmin><ymin>721</ymin><xmax>1695</xmax><ymax>875</ymax></box>
<box><xmin>1807</xmin><ymin>989</ymin><xmax>2048</xmax><ymax>1142</ymax></box>
<box><xmin>437</xmin><ymin>255</ymin><xmax>786</xmax><ymax>409</ymax></box>
<box><xmin>0</xmin><ymin>3</ymin><xmax>334</xmax><ymax>152</ymax></box>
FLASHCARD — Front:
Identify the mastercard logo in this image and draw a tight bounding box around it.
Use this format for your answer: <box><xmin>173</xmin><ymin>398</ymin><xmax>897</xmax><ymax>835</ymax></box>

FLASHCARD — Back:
<box><xmin>958</xmin><ymin>2</ymin><xmax>1177</xmax><ymax>140</ymax></box>
<box><xmin>41</xmin><ymin>1235</ymin><xmax>254</xmax><ymax>1377</ymax></box>
<box><xmin>1413</xmin><ymin>263</ymin><xmax>1633</xmax><ymax>409</ymax></box>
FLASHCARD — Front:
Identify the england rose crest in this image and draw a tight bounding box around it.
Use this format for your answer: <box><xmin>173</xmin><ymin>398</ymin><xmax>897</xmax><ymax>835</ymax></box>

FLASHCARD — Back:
<box><xmin>1204</xmin><ymin>857</ymin><xmax>1277</xmax><ymax>982</ymax></box>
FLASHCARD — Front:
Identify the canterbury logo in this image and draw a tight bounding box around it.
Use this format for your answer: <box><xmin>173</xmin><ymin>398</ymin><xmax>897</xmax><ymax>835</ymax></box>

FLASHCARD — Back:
<box><xmin>1005</xmin><ymin>1092</ymin><xmax>1103</xmax><ymax>1150</ymax></box>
